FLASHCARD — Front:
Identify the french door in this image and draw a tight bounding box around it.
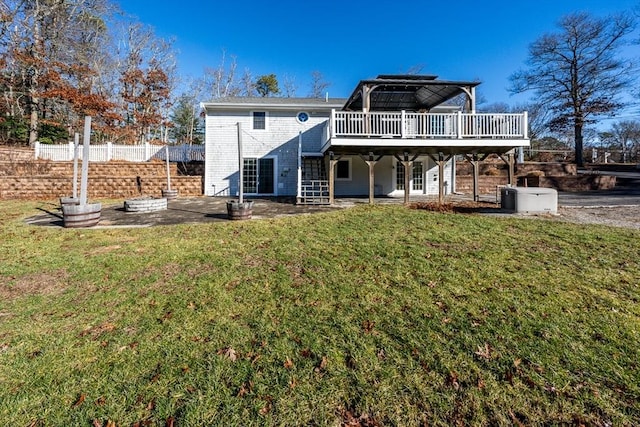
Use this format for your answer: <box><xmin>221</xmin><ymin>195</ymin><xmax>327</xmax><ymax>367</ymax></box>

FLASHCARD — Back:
<box><xmin>243</xmin><ymin>157</ymin><xmax>275</xmax><ymax>194</ymax></box>
<box><xmin>395</xmin><ymin>161</ymin><xmax>424</xmax><ymax>192</ymax></box>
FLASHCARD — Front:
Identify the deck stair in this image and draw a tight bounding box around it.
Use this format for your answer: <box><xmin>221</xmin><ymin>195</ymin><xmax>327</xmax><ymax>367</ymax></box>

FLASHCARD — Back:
<box><xmin>298</xmin><ymin>158</ymin><xmax>329</xmax><ymax>205</ymax></box>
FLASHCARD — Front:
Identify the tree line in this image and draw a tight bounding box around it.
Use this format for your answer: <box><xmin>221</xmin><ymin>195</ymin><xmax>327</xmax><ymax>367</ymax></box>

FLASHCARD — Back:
<box><xmin>0</xmin><ymin>0</ymin><xmax>330</xmax><ymax>147</ymax></box>
<box><xmin>1</xmin><ymin>2</ymin><xmax>639</xmax><ymax>166</ymax></box>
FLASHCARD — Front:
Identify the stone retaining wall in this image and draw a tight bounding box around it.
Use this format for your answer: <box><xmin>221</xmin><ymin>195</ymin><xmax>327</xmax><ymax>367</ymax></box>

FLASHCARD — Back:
<box><xmin>525</xmin><ymin>175</ymin><xmax>616</xmax><ymax>191</ymax></box>
<box><xmin>0</xmin><ymin>160</ymin><xmax>178</xmax><ymax>177</ymax></box>
<box><xmin>456</xmin><ymin>161</ymin><xmax>577</xmax><ymax>176</ymax></box>
<box><xmin>0</xmin><ymin>159</ymin><xmax>201</xmax><ymax>200</ymax></box>
<box><xmin>0</xmin><ymin>175</ymin><xmax>202</xmax><ymax>200</ymax></box>
<box><xmin>455</xmin><ymin>176</ymin><xmax>510</xmax><ymax>195</ymax></box>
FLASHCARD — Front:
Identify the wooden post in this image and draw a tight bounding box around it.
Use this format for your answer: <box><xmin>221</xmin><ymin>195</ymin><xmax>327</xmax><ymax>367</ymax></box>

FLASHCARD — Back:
<box><xmin>402</xmin><ymin>160</ymin><xmax>412</xmax><ymax>205</ymax></box>
<box><xmin>237</xmin><ymin>122</ymin><xmax>244</xmax><ymax>203</ymax></box>
<box><xmin>508</xmin><ymin>151</ymin><xmax>515</xmax><ymax>186</ymax></box>
<box><xmin>428</xmin><ymin>152</ymin><xmax>451</xmax><ymax>205</ymax></box>
<box><xmin>329</xmin><ymin>155</ymin><xmax>337</xmax><ymax>205</ymax></box>
<box><xmin>165</xmin><ymin>146</ymin><xmax>172</xmax><ymax>191</ymax></box>
<box><xmin>79</xmin><ymin>116</ymin><xmax>91</xmax><ymax>205</ymax></box>
<box><xmin>438</xmin><ymin>154</ymin><xmax>445</xmax><ymax>205</ymax></box>
<box><xmin>361</xmin><ymin>152</ymin><xmax>381</xmax><ymax>205</ymax></box>
<box><xmin>367</xmin><ymin>160</ymin><xmax>376</xmax><ymax>205</ymax></box>
<box><xmin>498</xmin><ymin>150</ymin><xmax>516</xmax><ymax>187</ymax></box>
<box><xmin>72</xmin><ymin>133</ymin><xmax>79</xmax><ymax>199</ymax></box>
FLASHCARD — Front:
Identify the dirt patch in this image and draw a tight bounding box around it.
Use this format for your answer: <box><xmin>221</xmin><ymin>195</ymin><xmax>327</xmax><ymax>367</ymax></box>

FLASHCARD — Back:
<box><xmin>0</xmin><ymin>269</ymin><xmax>70</xmax><ymax>301</ymax></box>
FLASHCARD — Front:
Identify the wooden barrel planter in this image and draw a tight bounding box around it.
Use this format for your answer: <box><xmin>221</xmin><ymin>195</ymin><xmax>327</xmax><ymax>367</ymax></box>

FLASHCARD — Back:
<box><xmin>227</xmin><ymin>200</ymin><xmax>254</xmax><ymax>220</ymax></box>
<box><xmin>162</xmin><ymin>189</ymin><xmax>178</xmax><ymax>200</ymax></box>
<box><xmin>124</xmin><ymin>197</ymin><xmax>168</xmax><ymax>212</ymax></box>
<box><xmin>60</xmin><ymin>196</ymin><xmax>80</xmax><ymax>208</ymax></box>
<box><xmin>62</xmin><ymin>202</ymin><xmax>102</xmax><ymax>228</ymax></box>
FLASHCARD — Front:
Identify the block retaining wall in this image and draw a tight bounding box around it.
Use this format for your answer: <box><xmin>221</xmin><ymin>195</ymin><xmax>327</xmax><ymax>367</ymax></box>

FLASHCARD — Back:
<box><xmin>455</xmin><ymin>174</ymin><xmax>616</xmax><ymax>195</ymax></box>
<box><xmin>0</xmin><ymin>176</ymin><xmax>203</xmax><ymax>200</ymax></box>
<box><xmin>0</xmin><ymin>160</ymin><xmax>178</xmax><ymax>177</ymax></box>
<box><xmin>0</xmin><ymin>160</ymin><xmax>202</xmax><ymax>200</ymax></box>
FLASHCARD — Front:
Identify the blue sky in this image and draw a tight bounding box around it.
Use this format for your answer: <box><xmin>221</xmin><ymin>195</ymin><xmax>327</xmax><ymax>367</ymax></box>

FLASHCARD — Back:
<box><xmin>118</xmin><ymin>0</ymin><xmax>639</xmax><ymax>106</ymax></box>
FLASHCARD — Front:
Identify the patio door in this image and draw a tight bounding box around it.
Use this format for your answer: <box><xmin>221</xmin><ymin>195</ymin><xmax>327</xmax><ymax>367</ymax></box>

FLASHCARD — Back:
<box><xmin>395</xmin><ymin>161</ymin><xmax>424</xmax><ymax>193</ymax></box>
<box><xmin>243</xmin><ymin>157</ymin><xmax>275</xmax><ymax>195</ymax></box>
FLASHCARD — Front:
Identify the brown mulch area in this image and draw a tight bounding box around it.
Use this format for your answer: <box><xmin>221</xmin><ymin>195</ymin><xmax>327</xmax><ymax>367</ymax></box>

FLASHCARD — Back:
<box><xmin>409</xmin><ymin>200</ymin><xmax>501</xmax><ymax>214</ymax></box>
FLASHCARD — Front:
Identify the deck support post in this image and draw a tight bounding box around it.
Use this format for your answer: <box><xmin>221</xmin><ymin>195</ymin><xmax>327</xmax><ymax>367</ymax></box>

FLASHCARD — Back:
<box><xmin>498</xmin><ymin>150</ymin><xmax>516</xmax><ymax>187</ymax></box>
<box><xmin>428</xmin><ymin>152</ymin><xmax>452</xmax><ymax>205</ymax></box>
<box><xmin>360</xmin><ymin>152</ymin><xmax>383</xmax><ymax>205</ymax></box>
<box><xmin>328</xmin><ymin>151</ymin><xmax>341</xmax><ymax>205</ymax></box>
<box><xmin>464</xmin><ymin>153</ymin><xmax>487</xmax><ymax>202</ymax></box>
<box><xmin>395</xmin><ymin>152</ymin><xmax>418</xmax><ymax>205</ymax></box>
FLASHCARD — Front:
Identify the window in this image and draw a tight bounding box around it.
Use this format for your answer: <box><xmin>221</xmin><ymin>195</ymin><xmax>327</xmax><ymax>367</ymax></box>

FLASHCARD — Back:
<box><xmin>335</xmin><ymin>159</ymin><xmax>351</xmax><ymax>181</ymax></box>
<box><xmin>252</xmin><ymin>111</ymin><xmax>266</xmax><ymax>130</ymax></box>
<box><xmin>296</xmin><ymin>111</ymin><xmax>309</xmax><ymax>123</ymax></box>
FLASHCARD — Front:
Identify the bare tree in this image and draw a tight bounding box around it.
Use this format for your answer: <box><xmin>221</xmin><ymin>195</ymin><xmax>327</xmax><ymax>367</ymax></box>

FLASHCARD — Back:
<box><xmin>599</xmin><ymin>120</ymin><xmax>640</xmax><ymax>162</ymax></box>
<box><xmin>282</xmin><ymin>74</ymin><xmax>297</xmax><ymax>97</ymax></box>
<box><xmin>203</xmin><ymin>49</ymin><xmax>242</xmax><ymax>99</ymax></box>
<box><xmin>510</xmin><ymin>12</ymin><xmax>636</xmax><ymax>167</ymax></box>
<box><xmin>238</xmin><ymin>68</ymin><xmax>255</xmax><ymax>97</ymax></box>
<box><xmin>308</xmin><ymin>70</ymin><xmax>330</xmax><ymax>98</ymax></box>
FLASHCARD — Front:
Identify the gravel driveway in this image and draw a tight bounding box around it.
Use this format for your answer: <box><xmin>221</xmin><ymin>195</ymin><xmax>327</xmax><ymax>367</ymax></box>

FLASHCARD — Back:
<box><xmin>555</xmin><ymin>205</ymin><xmax>640</xmax><ymax>230</ymax></box>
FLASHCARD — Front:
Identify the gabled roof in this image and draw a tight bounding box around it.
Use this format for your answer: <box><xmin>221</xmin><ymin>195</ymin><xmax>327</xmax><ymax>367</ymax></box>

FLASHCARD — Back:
<box><xmin>342</xmin><ymin>74</ymin><xmax>480</xmax><ymax>112</ymax></box>
<box><xmin>201</xmin><ymin>97</ymin><xmax>347</xmax><ymax>112</ymax></box>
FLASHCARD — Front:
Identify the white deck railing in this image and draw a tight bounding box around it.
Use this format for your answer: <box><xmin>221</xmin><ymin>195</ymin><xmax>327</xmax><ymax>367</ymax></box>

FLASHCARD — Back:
<box><xmin>330</xmin><ymin>110</ymin><xmax>528</xmax><ymax>139</ymax></box>
<box><xmin>34</xmin><ymin>141</ymin><xmax>205</xmax><ymax>162</ymax></box>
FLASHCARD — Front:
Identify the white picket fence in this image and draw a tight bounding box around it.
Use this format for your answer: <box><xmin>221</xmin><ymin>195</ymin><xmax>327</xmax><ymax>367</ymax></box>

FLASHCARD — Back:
<box><xmin>34</xmin><ymin>141</ymin><xmax>205</xmax><ymax>162</ymax></box>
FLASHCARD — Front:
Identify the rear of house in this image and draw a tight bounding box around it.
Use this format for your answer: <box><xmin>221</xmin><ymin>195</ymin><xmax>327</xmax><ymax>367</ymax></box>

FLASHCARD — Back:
<box><xmin>202</xmin><ymin>75</ymin><xmax>530</xmax><ymax>203</ymax></box>
<box><xmin>202</xmin><ymin>98</ymin><xmax>344</xmax><ymax>198</ymax></box>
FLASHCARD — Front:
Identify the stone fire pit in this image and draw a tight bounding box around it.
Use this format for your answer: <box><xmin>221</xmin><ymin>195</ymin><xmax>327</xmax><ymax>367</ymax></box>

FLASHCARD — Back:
<box><xmin>124</xmin><ymin>196</ymin><xmax>168</xmax><ymax>213</ymax></box>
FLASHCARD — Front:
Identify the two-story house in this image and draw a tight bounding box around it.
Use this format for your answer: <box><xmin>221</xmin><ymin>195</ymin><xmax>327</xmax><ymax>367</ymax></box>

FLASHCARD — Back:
<box><xmin>202</xmin><ymin>75</ymin><xmax>530</xmax><ymax>204</ymax></box>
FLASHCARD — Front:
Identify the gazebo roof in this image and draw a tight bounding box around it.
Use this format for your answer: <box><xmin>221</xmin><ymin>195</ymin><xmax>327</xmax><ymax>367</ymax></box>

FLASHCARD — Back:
<box><xmin>342</xmin><ymin>74</ymin><xmax>480</xmax><ymax>112</ymax></box>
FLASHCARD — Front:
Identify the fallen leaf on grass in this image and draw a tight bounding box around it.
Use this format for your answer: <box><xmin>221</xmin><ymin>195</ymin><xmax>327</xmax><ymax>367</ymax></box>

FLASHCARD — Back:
<box><xmin>218</xmin><ymin>347</ymin><xmax>238</xmax><ymax>362</ymax></box>
<box><xmin>474</xmin><ymin>343</ymin><xmax>493</xmax><ymax>360</ymax></box>
<box><xmin>361</xmin><ymin>320</ymin><xmax>375</xmax><ymax>334</ymax></box>
<box><xmin>237</xmin><ymin>381</ymin><xmax>253</xmax><ymax>397</ymax></box>
<box><xmin>448</xmin><ymin>371</ymin><xmax>460</xmax><ymax>390</ymax></box>
<box><xmin>259</xmin><ymin>397</ymin><xmax>273</xmax><ymax>416</ymax></box>
<box><xmin>72</xmin><ymin>393</ymin><xmax>85</xmax><ymax>408</ymax></box>
<box><xmin>284</xmin><ymin>358</ymin><xmax>294</xmax><ymax>369</ymax></box>
<box><xmin>165</xmin><ymin>416</ymin><xmax>174</xmax><ymax>427</ymax></box>
<box><xmin>315</xmin><ymin>356</ymin><xmax>328</xmax><ymax>373</ymax></box>
<box><xmin>477</xmin><ymin>377</ymin><xmax>485</xmax><ymax>390</ymax></box>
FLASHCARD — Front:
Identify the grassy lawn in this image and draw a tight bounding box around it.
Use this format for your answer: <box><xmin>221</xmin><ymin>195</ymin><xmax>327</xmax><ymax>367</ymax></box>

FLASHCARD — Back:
<box><xmin>0</xmin><ymin>200</ymin><xmax>639</xmax><ymax>426</ymax></box>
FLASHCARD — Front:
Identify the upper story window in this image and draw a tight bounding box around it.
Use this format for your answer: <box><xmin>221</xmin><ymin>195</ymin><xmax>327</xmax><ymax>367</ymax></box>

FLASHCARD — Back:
<box><xmin>253</xmin><ymin>111</ymin><xmax>266</xmax><ymax>130</ymax></box>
